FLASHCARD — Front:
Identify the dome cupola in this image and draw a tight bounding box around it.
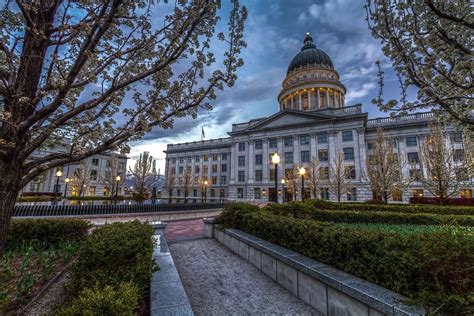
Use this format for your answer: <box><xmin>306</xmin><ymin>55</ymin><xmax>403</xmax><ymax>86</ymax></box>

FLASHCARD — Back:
<box><xmin>278</xmin><ymin>32</ymin><xmax>346</xmax><ymax>112</ymax></box>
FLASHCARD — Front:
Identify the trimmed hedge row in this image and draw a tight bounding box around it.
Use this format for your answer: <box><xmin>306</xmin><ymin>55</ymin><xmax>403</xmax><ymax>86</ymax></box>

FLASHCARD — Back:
<box><xmin>60</xmin><ymin>221</ymin><xmax>157</xmax><ymax>314</ymax></box>
<box><xmin>305</xmin><ymin>199</ymin><xmax>474</xmax><ymax>215</ymax></box>
<box><xmin>265</xmin><ymin>202</ymin><xmax>474</xmax><ymax>226</ymax></box>
<box><xmin>6</xmin><ymin>219</ymin><xmax>91</xmax><ymax>251</ymax></box>
<box><xmin>220</xmin><ymin>204</ymin><xmax>474</xmax><ymax>314</ymax></box>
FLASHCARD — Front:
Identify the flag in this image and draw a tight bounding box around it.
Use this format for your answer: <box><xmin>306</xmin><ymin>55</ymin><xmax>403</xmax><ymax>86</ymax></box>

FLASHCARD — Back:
<box><xmin>201</xmin><ymin>126</ymin><xmax>205</xmax><ymax>140</ymax></box>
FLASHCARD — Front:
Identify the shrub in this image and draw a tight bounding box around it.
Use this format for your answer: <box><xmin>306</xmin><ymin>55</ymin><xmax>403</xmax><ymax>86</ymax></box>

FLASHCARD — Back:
<box><xmin>220</xmin><ymin>205</ymin><xmax>474</xmax><ymax>314</ymax></box>
<box><xmin>67</xmin><ymin>195</ymin><xmax>126</xmax><ymax>201</ymax></box>
<box><xmin>218</xmin><ymin>202</ymin><xmax>259</xmax><ymax>225</ymax></box>
<box><xmin>66</xmin><ymin>221</ymin><xmax>156</xmax><ymax>300</ymax></box>
<box><xmin>58</xmin><ymin>283</ymin><xmax>138</xmax><ymax>316</ymax></box>
<box><xmin>6</xmin><ymin>219</ymin><xmax>90</xmax><ymax>251</ymax></box>
<box><xmin>410</xmin><ymin>196</ymin><xmax>474</xmax><ymax>206</ymax></box>
<box><xmin>305</xmin><ymin>199</ymin><xmax>474</xmax><ymax>216</ymax></box>
<box><xmin>16</xmin><ymin>196</ymin><xmax>54</xmax><ymax>202</ymax></box>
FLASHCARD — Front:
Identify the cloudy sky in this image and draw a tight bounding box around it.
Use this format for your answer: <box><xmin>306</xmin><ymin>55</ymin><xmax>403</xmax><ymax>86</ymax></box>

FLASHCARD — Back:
<box><xmin>129</xmin><ymin>0</ymin><xmax>406</xmax><ymax>172</ymax></box>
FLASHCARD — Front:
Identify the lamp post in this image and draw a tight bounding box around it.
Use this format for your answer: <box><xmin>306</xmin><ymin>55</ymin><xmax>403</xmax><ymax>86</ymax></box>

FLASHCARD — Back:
<box><xmin>204</xmin><ymin>180</ymin><xmax>208</xmax><ymax>203</ymax></box>
<box><xmin>115</xmin><ymin>175</ymin><xmax>121</xmax><ymax>204</ymax></box>
<box><xmin>281</xmin><ymin>179</ymin><xmax>286</xmax><ymax>203</ymax></box>
<box><xmin>64</xmin><ymin>178</ymin><xmax>70</xmax><ymax>197</ymax></box>
<box><xmin>271</xmin><ymin>153</ymin><xmax>280</xmax><ymax>203</ymax></box>
<box><xmin>55</xmin><ymin>170</ymin><xmax>62</xmax><ymax>205</ymax></box>
<box><xmin>299</xmin><ymin>167</ymin><xmax>306</xmax><ymax>202</ymax></box>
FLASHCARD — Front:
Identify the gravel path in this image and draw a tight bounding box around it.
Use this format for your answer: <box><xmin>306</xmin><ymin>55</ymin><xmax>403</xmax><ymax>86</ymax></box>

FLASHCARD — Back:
<box><xmin>170</xmin><ymin>238</ymin><xmax>317</xmax><ymax>315</ymax></box>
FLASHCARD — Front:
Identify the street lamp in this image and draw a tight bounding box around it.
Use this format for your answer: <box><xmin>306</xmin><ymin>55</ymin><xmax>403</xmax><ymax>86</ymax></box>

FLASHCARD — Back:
<box><xmin>64</xmin><ymin>178</ymin><xmax>70</xmax><ymax>197</ymax></box>
<box><xmin>271</xmin><ymin>153</ymin><xmax>280</xmax><ymax>203</ymax></box>
<box><xmin>115</xmin><ymin>175</ymin><xmax>121</xmax><ymax>204</ymax></box>
<box><xmin>55</xmin><ymin>170</ymin><xmax>62</xmax><ymax>204</ymax></box>
<box><xmin>204</xmin><ymin>180</ymin><xmax>208</xmax><ymax>203</ymax></box>
<box><xmin>281</xmin><ymin>179</ymin><xmax>286</xmax><ymax>203</ymax></box>
<box><xmin>299</xmin><ymin>167</ymin><xmax>306</xmax><ymax>202</ymax></box>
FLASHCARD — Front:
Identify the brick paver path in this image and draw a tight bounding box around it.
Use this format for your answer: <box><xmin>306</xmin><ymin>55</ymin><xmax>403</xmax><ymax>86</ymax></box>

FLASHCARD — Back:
<box><xmin>164</xmin><ymin>219</ymin><xmax>204</xmax><ymax>241</ymax></box>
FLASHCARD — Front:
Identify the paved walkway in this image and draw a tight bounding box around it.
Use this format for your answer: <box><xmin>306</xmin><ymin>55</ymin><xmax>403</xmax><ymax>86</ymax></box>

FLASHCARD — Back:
<box><xmin>164</xmin><ymin>219</ymin><xmax>204</xmax><ymax>241</ymax></box>
<box><xmin>170</xmin><ymin>238</ymin><xmax>317</xmax><ymax>315</ymax></box>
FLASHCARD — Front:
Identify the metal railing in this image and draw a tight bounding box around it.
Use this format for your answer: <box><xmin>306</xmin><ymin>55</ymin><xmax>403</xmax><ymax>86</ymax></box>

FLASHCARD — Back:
<box><xmin>13</xmin><ymin>202</ymin><xmax>226</xmax><ymax>217</ymax></box>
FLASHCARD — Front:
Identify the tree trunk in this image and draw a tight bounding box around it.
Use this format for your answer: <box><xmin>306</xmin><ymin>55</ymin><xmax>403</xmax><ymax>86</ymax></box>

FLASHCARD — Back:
<box><xmin>383</xmin><ymin>192</ymin><xmax>389</xmax><ymax>205</ymax></box>
<box><xmin>0</xmin><ymin>160</ymin><xmax>23</xmax><ymax>259</ymax></box>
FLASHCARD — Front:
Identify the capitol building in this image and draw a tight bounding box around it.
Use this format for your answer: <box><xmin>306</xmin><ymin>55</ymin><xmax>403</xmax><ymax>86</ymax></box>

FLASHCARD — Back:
<box><xmin>164</xmin><ymin>33</ymin><xmax>470</xmax><ymax>203</ymax></box>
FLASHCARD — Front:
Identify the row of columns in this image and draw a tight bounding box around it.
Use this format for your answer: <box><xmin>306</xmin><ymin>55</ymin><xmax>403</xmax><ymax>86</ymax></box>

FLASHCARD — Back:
<box><xmin>283</xmin><ymin>88</ymin><xmax>344</xmax><ymax>110</ymax></box>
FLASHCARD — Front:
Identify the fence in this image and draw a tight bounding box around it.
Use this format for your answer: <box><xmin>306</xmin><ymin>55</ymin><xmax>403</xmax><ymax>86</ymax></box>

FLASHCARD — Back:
<box><xmin>13</xmin><ymin>202</ymin><xmax>225</xmax><ymax>217</ymax></box>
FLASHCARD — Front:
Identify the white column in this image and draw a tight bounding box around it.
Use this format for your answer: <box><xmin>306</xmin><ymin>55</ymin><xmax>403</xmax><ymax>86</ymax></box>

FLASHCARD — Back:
<box><xmin>291</xmin><ymin>95</ymin><xmax>294</xmax><ymax>109</ymax></box>
<box><xmin>277</xmin><ymin>137</ymin><xmax>284</xmax><ymax>180</ymax></box>
<box><xmin>298</xmin><ymin>92</ymin><xmax>302</xmax><ymax>110</ymax></box>
<box><xmin>230</xmin><ymin>145</ymin><xmax>236</xmax><ymax>184</ymax></box>
<box><xmin>262</xmin><ymin>139</ymin><xmax>269</xmax><ymax>181</ymax></box>
<box><xmin>328</xmin><ymin>131</ymin><xmax>337</xmax><ymax>167</ymax></box>
<box><xmin>293</xmin><ymin>137</ymin><xmax>300</xmax><ymax>165</ymax></box>
<box><xmin>307</xmin><ymin>91</ymin><xmax>311</xmax><ymax>110</ymax></box>
<box><xmin>356</xmin><ymin>127</ymin><xmax>366</xmax><ymax>181</ymax></box>
<box><xmin>325</xmin><ymin>90</ymin><xmax>329</xmax><ymax>107</ymax></box>
<box><xmin>248</xmin><ymin>141</ymin><xmax>254</xmax><ymax>183</ymax></box>
<box><xmin>316</xmin><ymin>89</ymin><xmax>320</xmax><ymax>108</ymax></box>
<box><xmin>310</xmin><ymin>133</ymin><xmax>317</xmax><ymax>160</ymax></box>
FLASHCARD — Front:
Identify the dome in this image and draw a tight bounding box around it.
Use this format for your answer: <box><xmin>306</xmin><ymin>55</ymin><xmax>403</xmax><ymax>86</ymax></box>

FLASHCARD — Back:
<box><xmin>287</xmin><ymin>33</ymin><xmax>334</xmax><ymax>74</ymax></box>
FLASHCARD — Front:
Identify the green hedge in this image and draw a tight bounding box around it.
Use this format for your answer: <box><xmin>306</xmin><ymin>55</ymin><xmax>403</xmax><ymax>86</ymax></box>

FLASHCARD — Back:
<box><xmin>66</xmin><ymin>221</ymin><xmax>157</xmax><ymax>302</ymax></box>
<box><xmin>67</xmin><ymin>195</ymin><xmax>126</xmax><ymax>201</ymax></box>
<box><xmin>305</xmin><ymin>199</ymin><xmax>474</xmax><ymax>216</ymax></box>
<box><xmin>220</xmin><ymin>205</ymin><xmax>474</xmax><ymax>314</ymax></box>
<box><xmin>16</xmin><ymin>196</ymin><xmax>53</xmax><ymax>202</ymax></box>
<box><xmin>265</xmin><ymin>202</ymin><xmax>474</xmax><ymax>226</ymax></box>
<box><xmin>58</xmin><ymin>283</ymin><xmax>138</xmax><ymax>316</ymax></box>
<box><xmin>6</xmin><ymin>219</ymin><xmax>91</xmax><ymax>251</ymax></box>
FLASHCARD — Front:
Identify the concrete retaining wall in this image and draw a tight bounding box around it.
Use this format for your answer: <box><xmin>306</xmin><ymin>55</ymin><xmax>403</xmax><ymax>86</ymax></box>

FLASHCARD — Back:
<box><xmin>203</xmin><ymin>219</ymin><xmax>424</xmax><ymax>316</ymax></box>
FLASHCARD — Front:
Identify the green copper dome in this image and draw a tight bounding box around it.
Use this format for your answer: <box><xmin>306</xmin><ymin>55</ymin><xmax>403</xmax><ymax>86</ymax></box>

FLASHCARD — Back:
<box><xmin>287</xmin><ymin>33</ymin><xmax>334</xmax><ymax>74</ymax></box>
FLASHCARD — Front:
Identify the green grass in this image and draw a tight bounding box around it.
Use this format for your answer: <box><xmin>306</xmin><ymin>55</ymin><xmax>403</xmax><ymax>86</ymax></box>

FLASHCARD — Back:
<box><xmin>337</xmin><ymin>222</ymin><xmax>474</xmax><ymax>236</ymax></box>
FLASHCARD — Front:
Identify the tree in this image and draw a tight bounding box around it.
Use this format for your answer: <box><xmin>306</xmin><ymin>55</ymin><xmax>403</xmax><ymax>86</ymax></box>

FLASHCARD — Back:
<box><xmin>70</xmin><ymin>160</ymin><xmax>91</xmax><ymax>197</ymax></box>
<box><xmin>284</xmin><ymin>164</ymin><xmax>300</xmax><ymax>201</ymax></box>
<box><xmin>129</xmin><ymin>152</ymin><xmax>156</xmax><ymax>197</ymax></box>
<box><xmin>328</xmin><ymin>151</ymin><xmax>351</xmax><ymax>202</ymax></box>
<box><xmin>180</xmin><ymin>167</ymin><xmax>194</xmax><ymax>203</ymax></box>
<box><xmin>306</xmin><ymin>157</ymin><xmax>323</xmax><ymax>199</ymax></box>
<box><xmin>366</xmin><ymin>129</ymin><xmax>410</xmax><ymax>204</ymax></box>
<box><xmin>99</xmin><ymin>153</ymin><xmax>121</xmax><ymax>197</ymax></box>
<box><xmin>366</xmin><ymin>1</ymin><xmax>473</xmax><ymax>131</ymax></box>
<box><xmin>419</xmin><ymin>124</ymin><xmax>467</xmax><ymax>205</ymax></box>
<box><xmin>164</xmin><ymin>172</ymin><xmax>176</xmax><ymax>204</ymax></box>
<box><xmin>0</xmin><ymin>1</ymin><xmax>247</xmax><ymax>257</ymax></box>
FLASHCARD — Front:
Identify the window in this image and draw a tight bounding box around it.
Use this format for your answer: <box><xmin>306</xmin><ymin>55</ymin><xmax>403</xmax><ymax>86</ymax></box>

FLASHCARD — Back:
<box><xmin>237</xmin><ymin>188</ymin><xmax>244</xmax><ymax>199</ymax></box>
<box><xmin>301</xmin><ymin>150</ymin><xmax>310</xmax><ymax>163</ymax></box>
<box><xmin>345</xmin><ymin>166</ymin><xmax>356</xmax><ymax>179</ymax></box>
<box><xmin>187</xmin><ymin>157</ymin><xmax>192</xmax><ymax>163</ymax></box>
<box><xmin>212</xmin><ymin>176</ymin><xmax>217</xmax><ymax>185</ymax></box>
<box><xmin>221</xmin><ymin>164</ymin><xmax>227</xmax><ymax>172</ymax></box>
<box><xmin>269</xmin><ymin>138</ymin><xmax>277</xmax><ymax>148</ymax></box>
<box><xmin>203</xmin><ymin>155</ymin><xmax>209</xmax><ymax>162</ymax></box>
<box><xmin>203</xmin><ymin>165</ymin><xmax>208</xmax><ymax>174</ymax></box>
<box><xmin>238</xmin><ymin>171</ymin><xmax>245</xmax><ymax>182</ymax></box>
<box><xmin>254</xmin><ymin>140</ymin><xmax>263</xmax><ymax>150</ymax></box>
<box><xmin>92</xmin><ymin>158</ymin><xmax>99</xmax><ymax>166</ymax></box>
<box><xmin>254</xmin><ymin>188</ymin><xmax>261</xmax><ymax>199</ymax></box>
<box><xmin>318</xmin><ymin>149</ymin><xmax>328</xmax><ymax>162</ymax></box>
<box><xmin>317</xmin><ymin>133</ymin><xmax>328</xmax><ymax>143</ymax></box>
<box><xmin>238</xmin><ymin>156</ymin><xmax>245</xmax><ymax>167</ymax></box>
<box><xmin>320</xmin><ymin>167</ymin><xmax>329</xmax><ymax>179</ymax></box>
<box><xmin>220</xmin><ymin>176</ymin><xmax>227</xmax><ymax>185</ymax></box>
<box><xmin>212</xmin><ymin>154</ymin><xmax>218</xmax><ymax>161</ymax></box>
<box><xmin>269</xmin><ymin>168</ymin><xmax>275</xmax><ymax>181</ymax></box>
<box><xmin>193</xmin><ymin>189</ymin><xmax>198</xmax><ymax>197</ymax></box>
<box><xmin>451</xmin><ymin>132</ymin><xmax>462</xmax><ymax>143</ymax></box>
<box><xmin>221</xmin><ymin>153</ymin><xmax>227</xmax><ymax>160</ymax></box>
<box><xmin>343</xmin><ymin>147</ymin><xmax>354</xmax><ymax>161</ymax></box>
<box><xmin>460</xmin><ymin>189</ymin><xmax>472</xmax><ymax>199</ymax></box>
<box><xmin>284</xmin><ymin>136</ymin><xmax>293</xmax><ymax>147</ymax></box>
<box><xmin>406</xmin><ymin>136</ymin><xmax>417</xmax><ymax>147</ymax></box>
<box><xmin>300</xmin><ymin>134</ymin><xmax>310</xmax><ymax>145</ymax></box>
<box><xmin>412</xmin><ymin>189</ymin><xmax>424</xmax><ymax>198</ymax></box>
<box><xmin>410</xmin><ymin>169</ymin><xmax>422</xmax><ymax>181</ymax></box>
<box><xmin>392</xmin><ymin>189</ymin><xmax>403</xmax><ymax>201</ymax></box>
<box><xmin>239</xmin><ymin>142</ymin><xmax>245</xmax><ymax>151</ymax></box>
<box><xmin>177</xmin><ymin>189</ymin><xmax>181</xmax><ymax>197</ymax></box>
<box><xmin>212</xmin><ymin>165</ymin><xmax>218</xmax><ymax>173</ymax></box>
<box><xmin>255</xmin><ymin>154</ymin><xmax>263</xmax><ymax>165</ymax></box>
<box><xmin>320</xmin><ymin>188</ymin><xmax>329</xmax><ymax>200</ymax></box>
<box><xmin>367</xmin><ymin>140</ymin><xmax>374</xmax><ymax>150</ymax></box>
<box><xmin>347</xmin><ymin>188</ymin><xmax>357</xmax><ymax>201</ymax></box>
<box><xmin>210</xmin><ymin>189</ymin><xmax>216</xmax><ymax>198</ymax></box>
<box><xmin>342</xmin><ymin>131</ymin><xmax>353</xmax><ymax>142</ymax></box>
<box><xmin>178</xmin><ymin>166</ymin><xmax>183</xmax><ymax>175</ymax></box>
<box><xmin>284</xmin><ymin>152</ymin><xmax>293</xmax><ymax>164</ymax></box>
<box><xmin>195</xmin><ymin>156</ymin><xmax>200</xmax><ymax>162</ymax></box>
<box><xmin>407</xmin><ymin>152</ymin><xmax>420</xmax><ymax>163</ymax></box>
<box><xmin>89</xmin><ymin>186</ymin><xmax>96</xmax><ymax>196</ymax></box>
<box><xmin>195</xmin><ymin>166</ymin><xmax>200</xmax><ymax>173</ymax></box>
<box><xmin>119</xmin><ymin>162</ymin><xmax>124</xmax><ymax>170</ymax></box>
<box><xmin>172</xmin><ymin>158</ymin><xmax>176</xmax><ymax>164</ymax></box>
<box><xmin>90</xmin><ymin>170</ymin><xmax>98</xmax><ymax>181</ymax></box>
<box><xmin>179</xmin><ymin>157</ymin><xmax>184</xmax><ymax>163</ymax></box>
<box><xmin>255</xmin><ymin>170</ymin><xmax>263</xmax><ymax>181</ymax></box>
<box><xmin>454</xmin><ymin>149</ymin><xmax>464</xmax><ymax>162</ymax></box>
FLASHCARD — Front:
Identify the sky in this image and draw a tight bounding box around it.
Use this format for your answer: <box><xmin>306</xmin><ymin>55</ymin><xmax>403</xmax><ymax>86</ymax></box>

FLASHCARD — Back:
<box><xmin>128</xmin><ymin>0</ymin><xmax>407</xmax><ymax>173</ymax></box>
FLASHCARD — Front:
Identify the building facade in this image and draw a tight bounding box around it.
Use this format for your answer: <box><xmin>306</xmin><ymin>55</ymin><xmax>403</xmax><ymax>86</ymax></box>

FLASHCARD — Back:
<box><xmin>22</xmin><ymin>146</ymin><xmax>128</xmax><ymax>197</ymax></box>
<box><xmin>164</xmin><ymin>33</ymin><xmax>472</xmax><ymax>203</ymax></box>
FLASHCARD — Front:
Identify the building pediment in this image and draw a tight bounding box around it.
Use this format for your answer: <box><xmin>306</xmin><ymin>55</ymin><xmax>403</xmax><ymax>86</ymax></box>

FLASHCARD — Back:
<box><xmin>246</xmin><ymin>110</ymin><xmax>334</xmax><ymax>132</ymax></box>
